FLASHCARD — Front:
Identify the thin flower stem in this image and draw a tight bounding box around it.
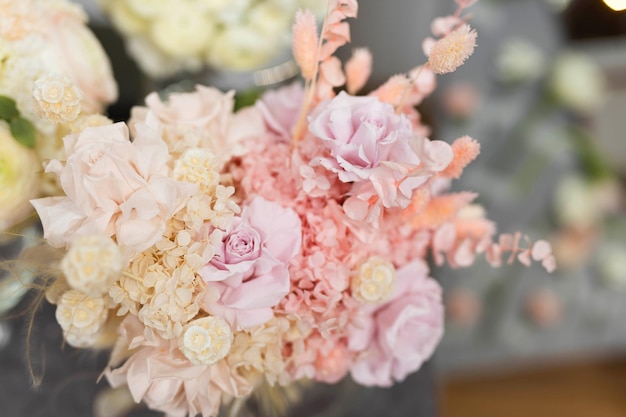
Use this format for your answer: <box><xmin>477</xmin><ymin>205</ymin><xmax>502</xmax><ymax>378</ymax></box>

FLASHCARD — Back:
<box><xmin>394</xmin><ymin>64</ymin><xmax>425</xmax><ymax>114</ymax></box>
<box><xmin>122</xmin><ymin>271</ymin><xmax>144</xmax><ymax>282</ymax></box>
<box><xmin>292</xmin><ymin>0</ymin><xmax>331</xmax><ymax>144</ymax></box>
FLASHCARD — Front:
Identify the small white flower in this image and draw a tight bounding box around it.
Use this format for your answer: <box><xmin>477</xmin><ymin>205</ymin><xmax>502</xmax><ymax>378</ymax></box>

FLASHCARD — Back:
<box><xmin>351</xmin><ymin>257</ymin><xmax>397</xmax><ymax>304</ymax></box>
<box><xmin>55</xmin><ymin>290</ymin><xmax>108</xmax><ymax>348</ymax></box>
<box><xmin>33</xmin><ymin>74</ymin><xmax>83</xmax><ymax>123</ymax></box>
<box><xmin>174</xmin><ymin>148</ymin><xmax>220</xmax><ymax>195</ymax></box>
<box><xmin>179</xmin><ymin>316</ymin><xmax>233</xmax><ymax>365</ymax></box>
<box><xmin>61</xmin><ymin>235</ymin><xmax>124</xmax><ymax>297</ymax></box>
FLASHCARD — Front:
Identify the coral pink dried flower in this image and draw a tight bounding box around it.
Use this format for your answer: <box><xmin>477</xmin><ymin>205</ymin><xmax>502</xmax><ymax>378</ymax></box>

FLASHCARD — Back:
<box><xmin>427</xmin><ymin>24</ymin><xmax>477</xmax><ymax>74</ymax></box>
<box><xmin>292</xmin><ymin>9</ymin><xmax>319</xmax><ymax>81</ymax></box>
<box><xmin>345</xmin><ymin>48</ymin><xmax>373</xmax><ymax>94</ymax></box>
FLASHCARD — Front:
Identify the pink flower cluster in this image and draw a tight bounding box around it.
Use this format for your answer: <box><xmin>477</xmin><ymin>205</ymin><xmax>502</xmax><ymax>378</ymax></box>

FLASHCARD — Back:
<box><xmin>29</xmin><ymin>1</ymin><xmax>556</xmax><ymax>417</ymax></box>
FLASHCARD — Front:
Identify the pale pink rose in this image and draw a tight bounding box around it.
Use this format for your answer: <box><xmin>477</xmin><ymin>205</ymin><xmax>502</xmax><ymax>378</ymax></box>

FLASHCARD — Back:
<box><xmin>42</xmin><ymin>1</ymin><xmax>117</xmax><ymax>111</ymax></box>
<box><xmin>308</xmin><ymin>92</ymin><xmax>414</xmax><ymax>183</ymax></box>
<box><xmin>106</xmin><ymin>317</ymin><xmax>251</xmax><ymax>417</ymax></box>
<box><xmin>256</xmin><ymin>82</ymin><xmax>304</xmax><ymax>142</ymax></box>
<box><xmin>348</xmin><ymin>260</ymin><xmax>444</xmax><ymax>387</ymax></box>
<box><xmin>309</xmin><ymin>92</ymin><xmax>452</xmax><ymax>213</ymax></box>
<box><xmin>199</xmin><ymin>197</ymin><xmax>302</xmax><ymax>329</ymax></box>
<box><xmin>31</xmin><ymin>121</ymin><xmax>195</xmax><ymax>255</ymax></box>
<box><xmin>132</xmin><ymin>85</ymin><xmax>264</xmax><ymax>163</ymax></box>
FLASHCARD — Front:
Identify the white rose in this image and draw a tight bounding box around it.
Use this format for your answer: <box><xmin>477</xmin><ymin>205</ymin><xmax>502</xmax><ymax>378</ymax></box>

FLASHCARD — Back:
<box><xmin>550</xmin><ymin>51</ymin><xmax>605</xmax><ymax>115</ymax></box>
<box><xmin>0</xmin><ymin>123</ymin><xmax>40</xmax><ymax>232</ymax></box>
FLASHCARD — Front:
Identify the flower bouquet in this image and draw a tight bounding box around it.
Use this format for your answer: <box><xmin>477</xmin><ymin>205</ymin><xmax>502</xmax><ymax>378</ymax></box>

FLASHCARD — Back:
<box><xmin>25</xmin><ymin>1</ymin><xmax>555</xmax><ymax>416</ymax></box>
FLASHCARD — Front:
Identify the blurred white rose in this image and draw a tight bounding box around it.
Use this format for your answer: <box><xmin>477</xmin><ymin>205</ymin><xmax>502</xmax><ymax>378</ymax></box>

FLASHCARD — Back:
<box><xmin>550</xmin><ymin>51</ymin><xmax>605</xmax><ymax>115</ymax></box>
<box><xmin>0</xmin><ymin>124</ymin><xmax>40</xmax><ymax>232</ymax></box>
<box><xmin>597</xmin><ymin>242</ymin><xmax>626</xmax><ymax>288</ymax></box>
<box><xmin>554</xmin><ymin>175</ymin><xmax>601</xmax><ymax>230</ymax></box>
<box><xmin>495</xmin><ymin>38</ymin><xmax>546</xmax><ymax>84</ymax></box>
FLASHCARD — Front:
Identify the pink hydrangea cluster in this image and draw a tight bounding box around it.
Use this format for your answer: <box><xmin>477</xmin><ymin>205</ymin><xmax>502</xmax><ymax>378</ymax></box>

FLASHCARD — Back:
<box><xmin>29</xmin><ymin>1</ymin><xmax>555</xmax><ymax>416</ymax></box>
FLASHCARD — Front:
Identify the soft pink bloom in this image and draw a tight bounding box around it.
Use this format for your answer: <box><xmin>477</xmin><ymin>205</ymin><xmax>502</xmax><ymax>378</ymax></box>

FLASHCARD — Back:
<box><xmin>106</xmin><ymin>317</ymin><xmax>251</xmax><ymax>417</ymax></box>
<box><xmin>441</xmin><ymin>83</ymin><xmax>480</xmax><ymax>120</ymax></box>
<box><xmin>348</xmin><ymin>260</ymin><xmax>443</xmax><ymax>387</ymax></box>
<box><xmin>256</xmin><ymin>82</ymin><xmax>304</xmax><ymax>142</ymax></box>
<box><xmin>199</xmin><ymin>197</ymin><xmax>302</xmax><ymax>329</ymax></box>
<box><xmin>132</xmin><ymin>86</ymin><xmax>263</xmax><ymax>163</ymax></box>
<box><xmin>31</xmin><ymin>121</ymin><xmax>195</xmax><ymax>255</ymax></box>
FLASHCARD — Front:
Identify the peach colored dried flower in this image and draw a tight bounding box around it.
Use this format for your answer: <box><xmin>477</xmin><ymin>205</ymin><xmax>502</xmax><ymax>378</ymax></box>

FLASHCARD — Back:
<box><xmin>427</xmin><ymin>24</ymin><xmax>477</xmax><ymax>74</ymax></box>
<box><xmin>345</xmin><ymin>48</ymin><xmax>372</xmax><ymax>94</ymax></box>
<box><xmin>440</xmin><ymin>135</ymin><xmax>480</xmax><ymax>179</ymax></box>
<box><xmin>292</xmin><ymin>9</ymin><xmax>319</xmax><ymax>81</ymax></box>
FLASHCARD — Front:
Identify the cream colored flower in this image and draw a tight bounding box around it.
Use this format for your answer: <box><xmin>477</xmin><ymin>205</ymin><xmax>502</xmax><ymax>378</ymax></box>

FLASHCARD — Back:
<box><xmin>0</xmin><ymin>124</ymin><xmax>40</xmax><ymax>231</ymax></box>
<box><xmin>351</xmin><ymin>257</ymin><xmax>397</xmax><ymax>304</ymax></box>
<box><xmin>33</xmin><ymin>74</ymin><xmax>83</xmax><ymax>123</ymax></box>
<box><xmin>150</xmin><ymin>7</ymin><xmax>216</xmax><ymax>58</ymax></box>
<box><xmin>55</xmin><ymin>289</ymin><xmax>108</xmax><ymax>348</ymax></box>
<box><xmin>495</xmin><ymin>39</ymin><xmax>546</xmax><ymax>84</ymax></box>
<box><xmin>550</xmin><ymin>51</ymin><xmax>605</xmax><ymax>115</ymax></box>
<box><xmin>174</xmin><ymin>148</ymin><xmax>220</xmax><ymax>195</ymax></box>
<box><xmin>61</xmin><ymin>235</ymin><xmax>124</xmax><ymax>297</ymax></box>
<box><xmin>208</xmin><ymin>25</ymin><xmax>275</xmax><ymax>70</ymax></box>
<box><xmin>179</xmin><ymin>316</ymin><xmax>233</xmax><ymax>365</ymax></box>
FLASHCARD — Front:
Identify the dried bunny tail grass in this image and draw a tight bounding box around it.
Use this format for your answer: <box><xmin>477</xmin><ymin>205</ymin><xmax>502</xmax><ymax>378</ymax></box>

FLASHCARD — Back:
<box><xmin>345</xmin><ymin>47</ymin><xmax>372</xmax><ymax>94</ymax></box>
<box><xmin>427</xmin><ymin>24</ymin><xmax>477</xmax><ymax>74</ymax></box>
<box><xmin>1</xmin><ymin>241</ymin><xmax>65</xmax><ymax>387</ymax></box>
<box><xmin>440</xmin><ymin>135</ymin><xmax>480</xmax><ymax>179</ymax></box>
<box><xmin>292</xmin><ymin>10</ymin><xmax>319</xmax><ymax>81</ymax></box>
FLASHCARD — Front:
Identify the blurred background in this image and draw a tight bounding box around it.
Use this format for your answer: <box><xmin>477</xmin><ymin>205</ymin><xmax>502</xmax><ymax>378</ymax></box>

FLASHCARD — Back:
<box><xmin>1</xmin><ymin>0</ymin><xmax>625</xmax><ymax>416</ymax></box>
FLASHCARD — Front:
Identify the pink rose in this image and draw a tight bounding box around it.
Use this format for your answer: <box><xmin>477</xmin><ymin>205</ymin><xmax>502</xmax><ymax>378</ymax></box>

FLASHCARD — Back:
<box><xmin>31</xmin><ymin>121</ymin><xmax>195</xmax><ymax>255</ymax></box>
<box><xmin>199</xmin><ymin>197</ymin><xmax>302</xmax><ymax>329</ymax></box>
<box><xmin>308</xmin><ymin>92</ymin><xmax>452</xmax><ymax>214</ymax></box>
<box><xmin>308</xmin><ymin>92</ymin><xmax>415</xmax><ymax>183</ymax></box>
<box><xmin>256</xmin><ymin>82</ymin><xmax>304</xmax><ymax>142</ymax></box>
<box><xmin>348</xmin><ymin>260</ymin><xmax>443</xmax><ymax>387</ymax></box>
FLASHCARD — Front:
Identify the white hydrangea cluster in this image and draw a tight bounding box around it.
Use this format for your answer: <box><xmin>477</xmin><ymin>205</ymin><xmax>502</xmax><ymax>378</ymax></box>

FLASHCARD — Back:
<box><xmin>351</xmin><ymin>257</ymin><xmax>397</xmax><ymax>304</ymax></box>
<box><xmin>99</xmin><ymin>0</ymin><xmax>325</xmax><ymax>78</ymax></box>
<box><xmin>55</xmin><ymin>289</ymin><xmax>109</xmax><ymax>348</ymax></box>
<box><xmin>61</xmin><ymin>235</ymin><xmax>123</xmax><ymax>296</ymax></box>
<box><xmin>174</xmin><ymin>148</ymin><xmax>221</xmax><ymax>195</ymax></box>
<box><xmin>109</xmin><ymin>199</ymin><xmax>227</xmax><ymax>340</ymax></box>
<box><xmin>228</xmin><ymin>316</ymin><xmax>294</xmax><ymax>386</ymax></box>
<box><xmin>33</xmin><ymin>74</ymin><xmax>83</xmax><ymax>123</ymax></box>
<box><xmin>179</xmin><ymin>316</ymin><xmax>233</xmax><ymax>366</ymax></box>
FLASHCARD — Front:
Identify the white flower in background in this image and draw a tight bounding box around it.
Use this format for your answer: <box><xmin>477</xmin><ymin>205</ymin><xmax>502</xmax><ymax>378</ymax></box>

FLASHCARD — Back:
<box><xmin>495</xmin><ymin>38</ymin><xmax>546</xmax><ymax>84</ymax></box>
<box><xmin>61</xmin><ymin>235</ymin><xmax>124</xmax><ymax>297</ymax></box>
<box><xmin>179</xmin><ymin>316</ymin><xmax>234</xmax><ymax>365</ymax></box>
<box><xmin>99</xmin><ymin>0</ymin><xmax>325</xmax><ymax>78</ymax></box>
<box><xmin>597</xmin><ymin>243</ymin><xmax>626</xmax><ymax>288</ymax></box>
<box><xmin>55</xmin><ymin>289</ymin><xmax>109</xmax><ymax>348</ymax></box>
<box><xmin>0</xmin><ymin>124</ymin><xmax>40</xmax><ymax>231</ymax></box>
<box><xmin>550</xmin><ymin>51</ymin><xmax>605</xmax><ymax>115</ymax></box>
<box><xmin>33</xmin><ymin>74</ymin><xmax>83</xmax><ymax>124</ymax></box>
<box><xmin>554</xmin><ymin>175</ymin><xmax>601</xmax><ymax>230</ymax></box>
<box><xmin>351</xmin><ymin>257</ymin><xmax>397</xmax><ymax>304</ymax></box>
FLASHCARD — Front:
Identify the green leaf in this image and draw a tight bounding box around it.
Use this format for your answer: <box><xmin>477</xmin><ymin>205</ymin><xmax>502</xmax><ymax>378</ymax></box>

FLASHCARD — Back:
<box><xmin>0</xmin><ymin>95</ymin><xmax>19</xmax><ymax>121</ymax></box>
<box><xmin>10</xmin><ymin>117</ymin><xmax>36</xmax><ymax>148</ymax></box>
<box><xmin>234</xmin><ymin>89</ymin><xmax>263</xmax><ymax>111</ymax></box>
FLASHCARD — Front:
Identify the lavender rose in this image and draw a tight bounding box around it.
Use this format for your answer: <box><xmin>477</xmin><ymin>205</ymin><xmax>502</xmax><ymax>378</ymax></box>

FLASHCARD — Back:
<box><xmin>199</xmin><ymin>197</ymin><xmax>302</xmax><ymax>329</ymax></box>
